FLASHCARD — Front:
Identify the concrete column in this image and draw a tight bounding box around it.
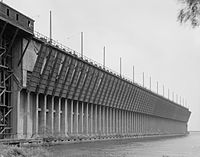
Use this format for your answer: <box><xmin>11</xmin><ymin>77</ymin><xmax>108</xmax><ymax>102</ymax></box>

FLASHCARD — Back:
<box><xmin>106</xmin><ymin>107</ymin><xmax>109</xmax><ymax>135</ymax></box>
<box><xmin>70</xmin><ymin>100</ymin><xmax>73</xmax><ymax>134</ymax></box>
<box><xmin>110</xmin><ymin>108</ymin><xmax>112</xmax><ymax>136</ymax></box>
<box><xmin>80</xmin><ymin>102</ymin><xmax>84</xmax><ymax>134</ymax></box>
<box><xmin>34</xmin><ymin>93</ymin><xmax>39</xmax><ymax>137</ymax></box>
<box><xmin>123</xmin><ymin>110</ymin><xmax>125</xmax><ymax>135</ymax></box>
<box><xmin>112</xmin><ymin>108</ymin><xmax>115</xmax><ymax>135</ymax></box>
<box><xmin>95</xmin><ymin>104</ymin><xmax>98</xmax><ymax>135</ymax></box>
<box><xmin>119</xmin><ymin>109</ymin><xmax>122</xmax><ymax>134</ymax></box>
<box><xmin>141</xmin><ymin>114</ymin><xmax>143</xmax><ymax>135</ymax></box>
<box><xmin>132</xmin><ymin>112</ymin><xmax>134</xmax><ymax>134</ymax></box>
<box><xmin>63</xmin><ymin>99</ymin><xmax>68</xmax><ymax>136</ymax></box>
<box><xmin>102</xmin><ymin>106</ymin><xmax>105</xmax><ymax>135</ymax></box>
<box><xmin>86</xmin><ymin>103</ymin><xmax>89</xmax><ymax>135</ymax></box>
<box><xmin>16</xmin><ymin>91</ymin><xmax>23</xmax><ymax>138</ymax></box>
<box><xmin>135</xmin><ymin>113</ymin><xmax>137</xmax><ymax>135</ymax></box>
<box><xmin>55</xmin><ymin>98</ymin><xmax>61</xmax><ymax>135</ymax></box>
<box><xmin>125</xmin><ymin>111</ymin><xmax>127</xmax><ymax>135</ymax></box>
<box><xmin>119</xmin><ymin>110</ymin><xmax>121</xmax><ymax>134</ymax></box>
<box><xmin>143</xmin><ymin>114</ymin><xmax>145</xmax><ymax>134</ymax></box>
<box><xmin>129</xmin><ymin>111</ymin><xmax>131</xmax><ymax>135</ymax></box>
<box><xmin>140</xmin><ymin>114</ymin><xmax>142</xmax><ymax>135</ymax></box>
<box><xmin>40</xmin><ymin>95</ymin><xmax>47</xmax><ymax>135</ymax></box>
<box><xmin>116</xmin><ymin>109</ymin><xmax>118</xmax><ymax>134</ymax></box>
<box><xmin>138</xmin><ymin>113</ymin><xmax>140</xmax><ymax>135</ymax></box>
<box><xmin>143</xmin><ymin>114</ymin><xmax>144</xmax><ymax>134</ymax></box>
<box><xmin>75</xmin><ymin>101</ymin><xmax>79</xmax><ymax>135</ymax></box>
<box><xmin>98</xmin><ymin>105</ymin><xmax>101</xmax><ymax>135</ymax></box>
<box><xmin>26</xmin><ymin>92</ymin><xmax>32</xmax><ymax>138</ymax></box>
<box><xmin>126</xmin><ymin>111</ymin><xmax>128</xmax><ymax>135</ymax></box>
<box><xmin>47</xmin><ymin>96</ymin><xmax>54</xmax><ymax>134</ymax></box>
<box><xmin>122</xmin><ymin>110</ymin><xmax>125</xmax><ymax>135</ymax></box>
<box><xmin>90</xmin><ymin>104</ymin><xmax>93</xmax><ymax>135</ymax></box>
<box><xmin>127</xmin><ymin>111</ymin><xmax>129</xmax><ymax>135</ymax></box>
<box><xmin>128</xmin><ymin>111</ymin><xmax>130</xmax><ymax>135</ymax></box>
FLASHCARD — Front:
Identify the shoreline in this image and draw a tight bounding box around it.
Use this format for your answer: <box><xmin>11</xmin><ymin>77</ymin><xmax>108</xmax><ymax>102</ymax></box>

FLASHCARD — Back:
<box><xmin>0</xmin><ymin>133</ymin><xmax>189</xmax><ymax>147</ymax></box>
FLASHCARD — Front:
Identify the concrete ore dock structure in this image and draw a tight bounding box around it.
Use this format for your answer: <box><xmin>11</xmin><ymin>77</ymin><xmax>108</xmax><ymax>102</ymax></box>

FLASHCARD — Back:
<box><xmin>0</xmin><ymin>2</ymin><xmax>191</xmax><ymax>144</ymax></box>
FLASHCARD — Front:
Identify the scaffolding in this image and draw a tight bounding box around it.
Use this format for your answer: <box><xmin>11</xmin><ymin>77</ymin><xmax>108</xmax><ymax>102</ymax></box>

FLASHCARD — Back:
<box><xmin>0</xmin><ymin>43</ymin><xmax>12</xmax><ymax>138</ymax></box>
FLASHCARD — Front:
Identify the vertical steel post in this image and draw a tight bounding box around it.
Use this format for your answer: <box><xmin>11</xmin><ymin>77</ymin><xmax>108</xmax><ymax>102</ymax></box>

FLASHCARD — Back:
<box><xmin>120</xmin><ymin>57</ymin><xmax>122</xmax><ymax>77</ymax></box>
<box><xmin>133</xmin><ymin>66</ymin><xmax>134</xmax><ymax>83</ymax></box>
<box><xmin>81</xmin><ymin>32</ymin><xmax>83</xmax><ymax>58</ymax></box>
<box><xmin>103</xmin><ymin>46</ymin><xmax>105</xmax><ymax>69</ymax></box>
<box><xmin>50</xmin><ymin>11</ymin><xmax>52</xmax><ymax>43</ymax></box>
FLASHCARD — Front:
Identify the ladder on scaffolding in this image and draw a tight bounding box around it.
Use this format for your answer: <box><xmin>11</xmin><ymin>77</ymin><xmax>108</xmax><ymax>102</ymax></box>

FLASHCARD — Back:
<box><xmin>0</xmin><ymin>46</ymin><xmax>12</xmax><ymax>138</ymax></box>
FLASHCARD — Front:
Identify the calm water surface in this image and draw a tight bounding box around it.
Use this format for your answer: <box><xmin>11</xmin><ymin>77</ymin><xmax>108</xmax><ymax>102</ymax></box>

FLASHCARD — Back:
<box><xmin>48</xmin><ymin>132</ymin><xmax>200</xmax><ymax>157</ymax></box>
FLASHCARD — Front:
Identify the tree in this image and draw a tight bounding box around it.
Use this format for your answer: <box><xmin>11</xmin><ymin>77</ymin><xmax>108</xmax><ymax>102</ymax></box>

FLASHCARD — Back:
<box><xmin>178</xmin><ymin>0</ymin><xmax>200</xmax><ymax>27</ymax></box>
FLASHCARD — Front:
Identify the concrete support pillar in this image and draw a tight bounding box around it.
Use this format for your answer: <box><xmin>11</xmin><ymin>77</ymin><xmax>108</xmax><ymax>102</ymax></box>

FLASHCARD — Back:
<box><xmin>40</xmin><ymin>95</ymin><xmax>47</xmax><ymax>135</ymax></box>
<box><xmin>116</xmin><ymin>109</ymin><xmax>118</xmax><ymax>134</ymax></box>
<box><xmin>140</xmin><ymin>114</ymin><xmax>142</xmax><ymax>135</ymax></box>
<box><xmin>135</xmin><ymin>113</ymin><xmax>137</xmax><ymax>135</ymax></box>
<box><xmin>32</xmin><ymin>93</ymin><xmax>39</xmax><ymax>137</ymax></box>
<box><xmin>63</xmin><ymin>99</ymin><xmax>68</xmax><ymax>136</ymax></box>
<box><xmin>138</xmin><ymin>113</ymin><xmax>140</xmax><ymax>135</ymax></box>
<box><xmin>112</xmin><ymin>108</ymin><xmax>115</xmax><ymax>135</ymax></box>
<box><xmin>128</xmin><ymin>111</ymin><xmax>130</xmax><ymax>135</ymax></box>
<box><xmin>102</xmin><ymin>106</ymin><xmax>105</xmax><ymax>135</ymax></box>
<box><xmin>127</xmin><ymin>111</ymin><xmax>129</xmax><ymax>135</ymax></box>
<box><xmin>70</xmin><ymin>100</ymin><xmax>73</xmax><ymax>134</ymax></box>
<box><xmin>86</xmin><ymin>103</ymin><xmax>89</xmax><ymax>135</ymax></box>
<box><xmin>98</xmin><ymin>105</ymin><xmax>101</xmax><ymax>135</ymax></box>
<box><xmin>143</xmin><ymin>114</ymin><xmax>145</xmax><ymax>134</ymax></box>
<box><xmin>74</xmin><ymin>101</ymin><xmax>78</xmax><ymax>135</ymax></box>
<box><xmin>15</xmin><ymin>90</ymin><xmax>23</xmax><ymax>138</ymax></box>
<box><xmin>95</xmin><ymin>104</ymin><xmax>98</xmax><ymax>135</ymax></box>
<box><xmin>129</xmin><ymin>111</ymin><xmax>132</xmax><ymax>135</ymax></box>
<box><xmin>124</xmin><ymin>110</ymin><xmax>126</xmax><ymax>135</ymax></box>
<box><xmin>48</xmin><ymin>96</ymin><xmax>54</xmax><ymax>134</ymax></box>
<box><xmin>122</xmin><ymin>110</ymin><xmax>124</xmax><ymax>135</ymax></box>
<box><xmin>120</xmin><ymin>110</ymin><xmax>122</xmax><ymax>134</ymax></box>
<box><xmin>117</xmin><ymin>109</ymin><xmax>119</xmax><ymax>134</ymax></box>
<box><xmin>80</xmin><ymin>102</ymin><xmax>84</xmax><ymax>134</ymax></box>
<box><xmin>140</xmin><ymin>114</ymin><xmax>143</xmax><ymax>134</ymax></box>
<box><xmin>109</xmin><ymin>107</ymin><xmax>112</xmax><ymax>136</ymax></box>
<box><xmin>106</xmin><ymin>107</ymin><xmax>109</xmax><ymax>135</ymax></box>
<box><xmin>125</xmin><ymin>111</ymin><xmax>127</xmax><ymax>135</ymax></box>
<box><xmin>90</xmin><ymin>104</ymin><xmax>93</xmax><ymax>135</ymax></box>
<box><xmin>126</xmin><ymin>111</ymin><xmax>128</xmax><ymax>135</ymax></box>
<box><xmin>132</xmin><ymin>112</ymin><xmax>134</xmax><ymax>134</ymax></box>
<box><xmin>26</xmin><ymin>92</ymin><xmax>32</xmax><ymax>138</ymax></box>
<box><xmin>123</xmin><ymin>110</ymin><xmax>126</xmax><ymax>135</ymax></box>
<box><xmin>55</xmin><ymin>98</ymin><xmax>61</xmax><ymax>135</ymax></box>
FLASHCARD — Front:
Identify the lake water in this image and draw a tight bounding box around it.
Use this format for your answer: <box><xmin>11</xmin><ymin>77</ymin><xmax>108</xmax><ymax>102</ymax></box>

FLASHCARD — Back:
<box><xmin>48</xmin><ymin>132</ymin><xmax>200</xmax><ymax>157</ymax></box>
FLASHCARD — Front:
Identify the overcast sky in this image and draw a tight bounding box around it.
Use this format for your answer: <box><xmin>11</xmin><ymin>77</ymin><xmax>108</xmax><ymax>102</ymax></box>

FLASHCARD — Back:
<box><xmin>5</xmin><ymin>0</ymin><xmax>200</xmax><ymax>131</ymax></box>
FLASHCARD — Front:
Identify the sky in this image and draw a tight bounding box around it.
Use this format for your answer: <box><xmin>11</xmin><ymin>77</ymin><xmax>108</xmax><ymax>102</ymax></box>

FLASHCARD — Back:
<box><xmin>4</xmin><ymin>0</ymin><xmax>200</xmax><ymax>131</ymax></box>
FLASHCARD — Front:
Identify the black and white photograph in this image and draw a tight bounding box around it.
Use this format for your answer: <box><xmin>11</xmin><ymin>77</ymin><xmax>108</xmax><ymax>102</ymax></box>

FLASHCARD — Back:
<box><xmin>0</xmin><ymin>0</ymin><xmax>199</xmax><ymax>156</ymax></box>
